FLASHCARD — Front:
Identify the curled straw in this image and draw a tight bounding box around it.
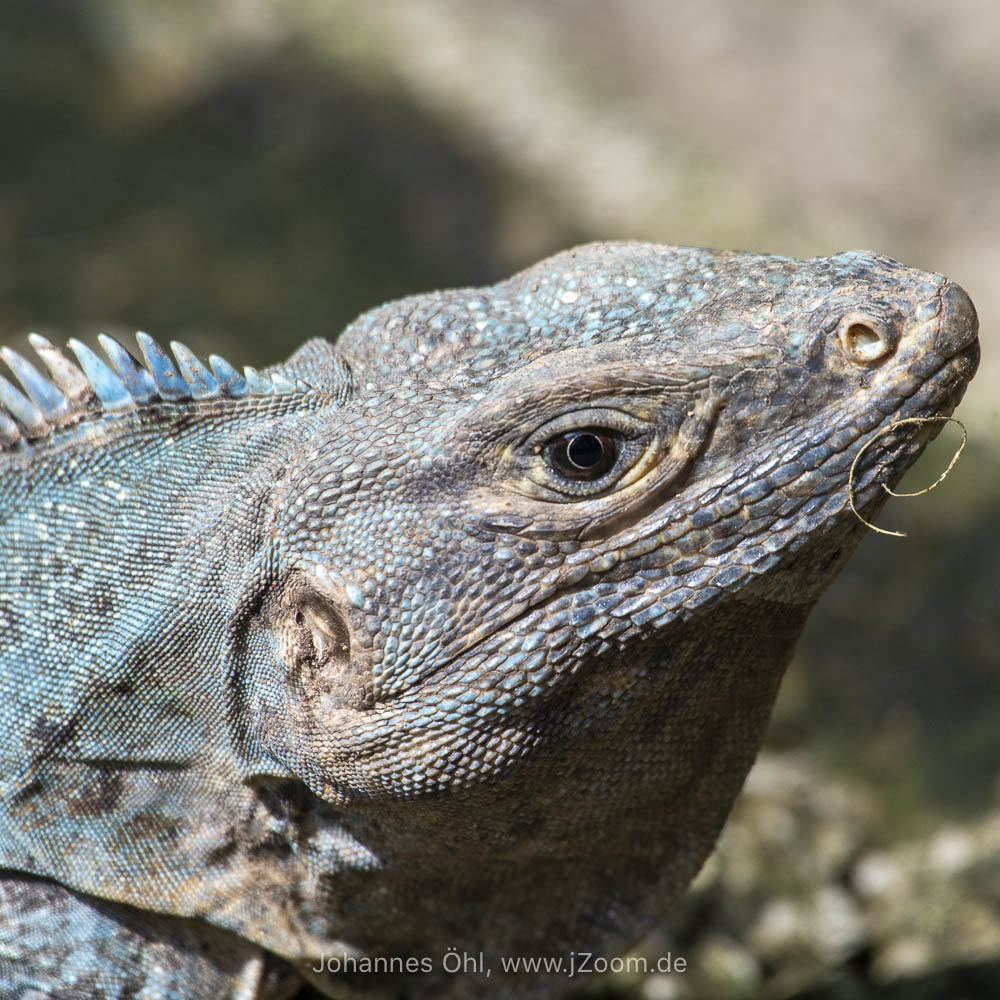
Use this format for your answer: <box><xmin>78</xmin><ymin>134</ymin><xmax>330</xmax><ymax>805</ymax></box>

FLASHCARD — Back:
<box><xmin>848</xmin><ymin>416</ymin><xmax>968</xmax><ymax>538</ymax></box>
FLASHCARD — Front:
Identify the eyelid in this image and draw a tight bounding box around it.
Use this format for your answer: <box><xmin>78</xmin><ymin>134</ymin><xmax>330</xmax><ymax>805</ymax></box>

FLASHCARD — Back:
<box><xmin>521</xmin><ymin>406</ymin><xmax>648</xmax><ymax>451</ymax></box>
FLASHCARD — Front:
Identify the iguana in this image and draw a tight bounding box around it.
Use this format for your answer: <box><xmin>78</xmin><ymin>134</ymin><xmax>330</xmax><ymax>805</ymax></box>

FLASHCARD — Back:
<box><xmin>0</xmin><ymin>243</ymin><xmax>979</xmax><ymax>999</ymax></box>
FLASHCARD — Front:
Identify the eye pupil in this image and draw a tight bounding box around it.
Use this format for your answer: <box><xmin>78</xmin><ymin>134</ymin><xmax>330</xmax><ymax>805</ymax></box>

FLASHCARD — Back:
<box><xmin>545</xmin><ymin>429</ymin><xmax>620</xmax><ymax>481</ymax></box>
<box><xmin>566</xmin><ymin>432</ymin><xmax>604</xmax><ymax>469</ymax></box>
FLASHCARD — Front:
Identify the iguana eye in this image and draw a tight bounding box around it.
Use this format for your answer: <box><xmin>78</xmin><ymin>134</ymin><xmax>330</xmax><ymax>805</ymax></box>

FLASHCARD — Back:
<box><xmin>543</xmin><ymin>429</ymin><xmax>621</xmax><ymax>481</ymax></box>
<box><xmin>508</xmin><ymin>406</ymin><xmax>656</xmax><ymax>503</ymax></box>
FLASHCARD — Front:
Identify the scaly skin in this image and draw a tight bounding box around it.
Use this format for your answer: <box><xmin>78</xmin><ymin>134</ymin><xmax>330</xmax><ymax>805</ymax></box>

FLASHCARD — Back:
<box><xmin>0</xmin><ymin>243</ymin><xmax>979</xmax><ymax>998</ymax></box>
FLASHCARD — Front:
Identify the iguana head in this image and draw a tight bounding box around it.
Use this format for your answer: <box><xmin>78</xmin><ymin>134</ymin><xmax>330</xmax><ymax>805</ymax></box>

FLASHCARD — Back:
<box><xmin>259</xmin><ymin>243</ymin><xmax>977</xmax><ymax>800</ymax></box>
<box><xmin>201</xmin><ymin>242</ymin><xmax>970</xmax><ymax>995</ymax></box>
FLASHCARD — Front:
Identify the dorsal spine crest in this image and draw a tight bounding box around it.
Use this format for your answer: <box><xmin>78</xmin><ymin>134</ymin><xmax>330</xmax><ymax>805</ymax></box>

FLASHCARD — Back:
<box><xmin>0</xmin><ymin>332</ymin><xmax>310</xmax><ymax>450</ymax></box>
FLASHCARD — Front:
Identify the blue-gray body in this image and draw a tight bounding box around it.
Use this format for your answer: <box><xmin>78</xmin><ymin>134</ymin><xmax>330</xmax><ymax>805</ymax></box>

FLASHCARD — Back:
<box><xmin>0</xmin><ymin>243</ymin><xmax>980</xmax><ymax>997</ymax></box>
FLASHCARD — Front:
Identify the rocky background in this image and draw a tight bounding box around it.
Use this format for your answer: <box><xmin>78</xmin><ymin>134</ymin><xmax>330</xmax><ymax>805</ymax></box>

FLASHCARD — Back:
<box><xmin>2</xmin><ymin>2</ymin><xmax>998</xmax><ymax>997</ymax></box>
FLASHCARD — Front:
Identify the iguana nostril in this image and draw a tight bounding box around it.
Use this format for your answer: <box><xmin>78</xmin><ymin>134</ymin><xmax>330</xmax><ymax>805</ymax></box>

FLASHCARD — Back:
<box><xmin>845</xmin><ymin>324</ymin><xmax>884</xmax><ymax>359</ymax></box>
<box><xmin>838</xmin><ymin>315</ymin><xmax>894</xmax><ymax>364</ymax></box>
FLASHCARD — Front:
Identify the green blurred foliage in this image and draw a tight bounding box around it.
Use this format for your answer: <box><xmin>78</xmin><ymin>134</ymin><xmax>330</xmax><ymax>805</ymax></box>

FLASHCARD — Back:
<box><xmin>0</xmin><ymin>0</ymin><xmax>573</xmax><ymax>361</ymax></box>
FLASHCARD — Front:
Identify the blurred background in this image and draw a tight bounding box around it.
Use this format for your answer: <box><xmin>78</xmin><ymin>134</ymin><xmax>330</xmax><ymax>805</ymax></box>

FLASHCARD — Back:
<box><xmin>1</xmin><ymin>1</ymin><xmax>997</xmax><ymax>997</ymax></box>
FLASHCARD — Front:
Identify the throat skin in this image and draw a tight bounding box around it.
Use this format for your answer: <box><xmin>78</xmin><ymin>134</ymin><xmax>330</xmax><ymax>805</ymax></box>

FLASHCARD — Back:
<box><xmin>300</xmin><ymin>520</ymin><xmax>855</xmax><ymax>998</ymax></box>
<box><xmin>303</xmin><ymin>586</ymin><xmax>814</xmax><ymax>998</ymax></box>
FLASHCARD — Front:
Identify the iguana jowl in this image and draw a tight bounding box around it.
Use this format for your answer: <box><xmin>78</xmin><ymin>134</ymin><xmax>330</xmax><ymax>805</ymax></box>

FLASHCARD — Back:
<box><xmin>0</xmin><ymin>243</ymin><xmax>980</xmax><ymax>998</ymax></box>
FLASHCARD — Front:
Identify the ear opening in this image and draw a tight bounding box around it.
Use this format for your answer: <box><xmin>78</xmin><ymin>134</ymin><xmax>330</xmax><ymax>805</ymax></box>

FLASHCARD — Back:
<box><xmin>277</xmin><ymin>587</ymin><xmax>371</xmax><ymax>711</ymax></box>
